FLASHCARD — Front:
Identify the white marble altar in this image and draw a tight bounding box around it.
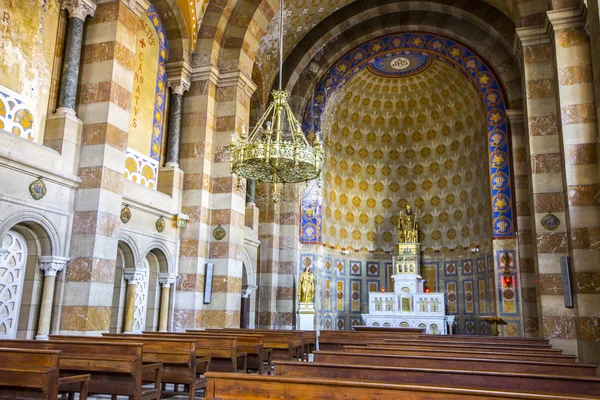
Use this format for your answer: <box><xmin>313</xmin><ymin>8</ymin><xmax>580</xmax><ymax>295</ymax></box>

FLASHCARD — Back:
<box><xmin>362</xmin><ymin>242</ymin><xmax>454</xmax><ymax>334</ymax></box>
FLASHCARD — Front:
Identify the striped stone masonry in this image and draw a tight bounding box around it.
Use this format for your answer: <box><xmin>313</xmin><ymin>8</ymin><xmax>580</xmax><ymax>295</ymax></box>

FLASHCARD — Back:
<box><xmin>516</xmin><ymin>25</ymin><xmax>575</xmax><ymax>354</ymax></box>
<box><xmin>173</xmin><ymin>67</ymin><xmax>256</xmax><ymax>329</ymax></box>
<box><xmin>548</xmin><ymin>5</ymin><xmax>600</xmax><ymax>364</ymax></box>
<box><xmin>206</xmin><ymin>70</ymin><xmax>255</xmax><ymax>328</ymax></box>
<box><xmin>174</xmin><ymin>70</ymin><xmax>217</xmax><ymax>329</ymax></box>
<box><xmin>508</xmin><ymin>109</ymin><xmax>539</xmax><ymax>336</ymax></box>
<box><xmin>256</xmin><ymin>183</ymin><xmax>282</xmax><ymax>328</ymax></box>
<box><xmin>61</xmin><ymin>0</ymin><xmax>137</xmax><ymax>333</ymax></box>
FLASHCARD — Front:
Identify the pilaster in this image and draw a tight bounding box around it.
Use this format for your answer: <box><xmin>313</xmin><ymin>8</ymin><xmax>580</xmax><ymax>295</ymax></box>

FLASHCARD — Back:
<box><xmin>60</xmin><ymin>1</ymin><xmax>138</xmax><ymax>334</ymax></box>
<box><xmin>516</xmin><ymin>25</ymin><xmax>572</xmax><ymax>348</ymax></box>
<box><xmin>548</xmin><ymin>4</ymin><xmax>600</xmax><ymax>364</ymax></box>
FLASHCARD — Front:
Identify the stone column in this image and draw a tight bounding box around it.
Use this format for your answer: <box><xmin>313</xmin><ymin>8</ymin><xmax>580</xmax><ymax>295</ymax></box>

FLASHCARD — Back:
<box><xmin>57</xmin><ymin>0</ymin><xmax>96</xmax><ymax>114</ymax></box>
<box><xmin>158</xmin><ymin>273</ymin><xmax>177</xmax><ymax>331</ymax></box>
<box><xmin>246</xmin><ymin>179</ymin><xmax>256</xmax><ymax>205</ymax></box>
<box><xmin>548</xmin><ymin>5</ymin><xmax>600</xmax><ymax>364</ymax></box>
<box><xmin>123</xmin><ymin>269</ymin><xmax>144</xmax><ymax>333</ymax></box>
<box><xmin>165</xmin><ymin>80</ymin><xmax>190</xmax><ymax>168</ymax></box>
<box><xmin>36</xmin><ymin>256</ymin><xmax>69</xmax><ymax>340</ymax></box>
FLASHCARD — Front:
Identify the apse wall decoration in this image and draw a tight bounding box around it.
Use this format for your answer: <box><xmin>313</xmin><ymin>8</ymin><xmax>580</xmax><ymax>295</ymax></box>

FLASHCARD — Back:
<box><xmin>301</xmin><ymin>33</ymin><xmax>515</xmax><ymax>245</ymax></box>
<box><xmin>124</xmin><ymin>5</ymin><xmax>168</xmax><ymax>190</ymax></box>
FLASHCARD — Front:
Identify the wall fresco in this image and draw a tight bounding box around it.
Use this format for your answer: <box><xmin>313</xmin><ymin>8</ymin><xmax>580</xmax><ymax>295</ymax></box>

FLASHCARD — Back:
<box><xmin>0</xmin><ymin>0</ymin><xmax>60</xmax><ymax>142</ymax></box>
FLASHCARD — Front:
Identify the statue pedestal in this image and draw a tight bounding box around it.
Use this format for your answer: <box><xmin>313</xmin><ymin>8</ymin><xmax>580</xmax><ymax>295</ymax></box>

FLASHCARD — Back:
<box><xmin>298</xmin><ymin>302</ymin><xmax>316</xmax><ymax>330</ymax></box>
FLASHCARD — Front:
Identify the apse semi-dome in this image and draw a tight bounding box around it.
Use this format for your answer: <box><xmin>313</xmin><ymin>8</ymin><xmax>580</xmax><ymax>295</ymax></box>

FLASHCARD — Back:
<box><xmin>320</xmin><ymin>59</ymin><xmax>493</xmax><ymax>253</ymax></box>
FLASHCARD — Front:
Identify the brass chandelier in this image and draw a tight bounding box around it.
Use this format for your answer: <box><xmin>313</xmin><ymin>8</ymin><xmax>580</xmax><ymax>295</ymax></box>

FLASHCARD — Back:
<box><xmin>229</xmin><ymin>0</ymin><xmax>324</xmax><ymax>203</ymax></box>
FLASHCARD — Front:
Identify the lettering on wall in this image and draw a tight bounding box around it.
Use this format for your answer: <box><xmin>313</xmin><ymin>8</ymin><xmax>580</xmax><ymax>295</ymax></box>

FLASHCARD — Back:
<box><xmin>124</xmin><ymin>6</ymin><xmax>167</xmax><ymax>189</ymax></box>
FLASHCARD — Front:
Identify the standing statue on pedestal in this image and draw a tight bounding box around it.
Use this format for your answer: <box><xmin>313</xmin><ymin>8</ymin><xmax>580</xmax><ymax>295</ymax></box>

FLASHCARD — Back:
<box><xmin>299</xmin><ymin>266</ymin><xmax>315</xmax><ymax>303</ymax></box>
<box><xmin>398</xmin><ymin>204</ymin><xmax>419</xmax><ymax>243</ymax></box>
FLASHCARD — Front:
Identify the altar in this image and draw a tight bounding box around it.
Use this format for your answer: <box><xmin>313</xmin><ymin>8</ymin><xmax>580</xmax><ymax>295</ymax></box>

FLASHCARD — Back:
<box><xmin>361</xmin><ymin>205</ymin><xmax>454</xmax><ymax>334</ymax></box>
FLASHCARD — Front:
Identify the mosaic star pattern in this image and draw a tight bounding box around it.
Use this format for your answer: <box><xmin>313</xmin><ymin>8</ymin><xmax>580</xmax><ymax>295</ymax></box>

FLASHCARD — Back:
<box><xmin>302</xmin><ymin>33</ymin><xmax>515</xmax><ymax>239</ymax></box>
<box><xmin>320</xmin><ymin>60</ymin><xmax>493</xmax><ymax>253</ymax></box>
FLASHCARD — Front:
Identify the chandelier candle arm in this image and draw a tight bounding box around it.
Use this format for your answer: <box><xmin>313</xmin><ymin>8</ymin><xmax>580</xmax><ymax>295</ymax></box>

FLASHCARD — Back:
<box><xmin>229</xmin><ymin>0</ymin><xmax>323</xmax><ymax>202</ymax></box>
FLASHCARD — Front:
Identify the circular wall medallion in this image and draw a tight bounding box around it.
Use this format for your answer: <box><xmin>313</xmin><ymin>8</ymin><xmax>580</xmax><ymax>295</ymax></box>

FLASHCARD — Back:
<box><xmin>541</xmin><ymin>213</ymin><xmax>560</xmax><ymax>231</ymax></box>
<box><xmin>155</xmin><ymin>216</ymin><xmax>166</xmax><ymax>233</ymax></box>
<box><xmin>213</xmin><ymin>225</ymin><xmax>226</xmax><ymax>240</ymax></box>
<box><xmin>120</xmin><ymin>206</ymin><xmax>131</xmax><ymax>223</ymax></box>
<box><xmin>29</xmin><ymin>178</ymin><xmax>47</xmax><ymax>200</ymax></box>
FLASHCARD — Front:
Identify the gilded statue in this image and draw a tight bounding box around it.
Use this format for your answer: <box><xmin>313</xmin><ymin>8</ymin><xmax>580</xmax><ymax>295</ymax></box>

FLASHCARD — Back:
<box><xmin>398</xmin><ymin>204</ymin><xmax>419</xmax><ymax>243</ymax></box>
<box><xmin>299</xmin><ymin>266</ymin><xmax>315</xmax><ymax>303</ymax></box>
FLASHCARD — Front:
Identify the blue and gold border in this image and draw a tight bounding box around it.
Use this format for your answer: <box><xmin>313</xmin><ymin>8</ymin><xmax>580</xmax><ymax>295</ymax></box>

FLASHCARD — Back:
<box><xmin>146</xmin><ymin>5</ymin><xmax>168</xmax><ymax>161</ymax></box>
<box><xmin>303</xmin><ymin>33</ymin><xmax>514</xmax><ymax>238</ymax></box>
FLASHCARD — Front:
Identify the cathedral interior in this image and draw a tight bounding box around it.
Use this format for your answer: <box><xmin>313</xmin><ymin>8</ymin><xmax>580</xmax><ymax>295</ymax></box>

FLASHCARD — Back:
<box><xmin>0</xmin><ymin>0</ymin><xmax>599</xmax><ymax>369</ymax></box>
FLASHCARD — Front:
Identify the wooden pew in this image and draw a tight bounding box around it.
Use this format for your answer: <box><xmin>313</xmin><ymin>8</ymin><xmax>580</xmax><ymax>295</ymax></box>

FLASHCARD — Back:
<box><xmin>417</xmin><ymin>334</ymin><xmax>550</xmax><ymax>346</ymax></box>
<box><xmin>153</xmin><ymin>331</ymin><xmax>271</xmax><ymax>374</ymax></box>
<box><xmin>318</xmin><ymin>330</ymin><xmax>425</xmax><ymax>351</ymax></box>
<box><xmin>203</xmin><ymin>372</ymin><xmax>598</xmax><ymax>399</ymax></box>
<box><xmin>314</xmin><ymin>350</ymin><xmax>598</xmax><ymax>377</ymax></box>
<box><xmin>351</xmin><ymin>345</ymin><xmax>577</xmax><ymax>363</ymax></box>
<box><xmin>140</xmin><ymin>332</ymin><xmax>246</xmax><ymax>373</ymax></box>
<box><xmin>202</xmin><ymin>329</ymin><xmax>301</xmax><ymax>361</ymax></box>
<box><xmin>0</xmin><ymin>339</ymin><xmax>161</xmax><ymax>400</ymax></box>
<box><xmin>384</xmin><ymin>338</ymin><xmax>554</xmax><ymax>349</ymax></box>
<box><xmin>377</xmin><ymin>341</ymin><xmax>565</xmax><ymax>356</ymax></box>
<box><xmin>0</xmin><ymin>348</ymin><xmax>90</xmax><ymax>400</ymax></box>
<box><xmin>53</xmin><ymin>334</ymin><xmax>208</xmax><ymax>400</ymax></box>
<box><xmin>273</xmin><ymin>360</ymin><xmax>600</xmax><ymax>398</ymax></box>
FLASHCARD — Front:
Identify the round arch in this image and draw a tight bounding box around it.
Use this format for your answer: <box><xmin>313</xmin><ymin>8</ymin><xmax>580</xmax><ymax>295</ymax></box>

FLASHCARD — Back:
<box><xmin>0</xmin><ymin>212</ymin><xmax>62</xmax><ymax>257</ymax></box>
<box><xmin>117</xmin><ymin>234</ymin><xmax>141</xmax><ymax>269</ymax></box>
<box><xmin>141</xmin><ymin>242</ymin><xmax>173</xmax><ymax>274</ymax></box>
<box><xmin>303</xmin><ymin>32</ymin><xmax>515</xmax><ymax>239</ymax></box>
<box><xmin>238</xmin><ymin>246</ymin><xmax>256</xmax><ymax>287</ymax></box>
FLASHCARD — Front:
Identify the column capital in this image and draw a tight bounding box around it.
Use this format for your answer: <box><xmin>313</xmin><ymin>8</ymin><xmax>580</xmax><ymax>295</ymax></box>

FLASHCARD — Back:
<box><xmin>242</xmin><ymin>284</ymin><xmax>258</xmax><ymax>298</ymax></box>
<box><xmin>219</xmin><ymin>70</ymin><xmax>258</xmax><ymax>98</ymax></box>
<box><xmin>547</xmin><ymin>5</ymin><xmax>587</xmax><ymax>31</ymax></box>
<box><xmin>123</xmin><ymin>268</ymin><xmax>145</xmax><ymax>284</ymax></box>
<box><xmin>515</xmin><ymin>25</ymin><xmax>552</xmax><ymax>47</ymax></box>
<box><xmin>158</xmin><ymin>273</ymin><xmax>178</xmax><ymax>287</ymax></box>
<box><xmin>60</xmin><ymin>0</ymin><xmax>96</xmax><ymax>20</ymax></box>
<box><xmin>38</xmin><ymin>256</ymin><xmax>69</xmax><ymax>276</ymax></box>
<box><xmin>167</xmin><ymin>79</ymin><xmax>190</xmax><ymax>95</ymax></box>
<box><xmin>506</xmin><ymin>109</ymin><xmax>525</xmax><ymax>124</ymax></box>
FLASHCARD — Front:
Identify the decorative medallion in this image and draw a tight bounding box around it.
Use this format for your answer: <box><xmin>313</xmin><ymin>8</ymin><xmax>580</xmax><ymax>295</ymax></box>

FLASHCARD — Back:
<box><xmin>213</xmin><ymin>225</ymin><xmax>226</xmax><ymax>241</ymax></box>
<box><xmin>155</xmin><ymin>216</ymin><xmax>165</xmax><ymax>233</ymax></box>
<box><xmin>120</xmin><ymin>206</ymin><xmax>131</xmax><ymax>224</ymax></box>
<box><xmin>29</xmin><ymin>178</ymin><xmax>47</xmax><ymax>200</ymax></box>
<box><xmin>541</xmin><ymin>213</ymin><xmax>560</xmax><ymax>231</ymax></box>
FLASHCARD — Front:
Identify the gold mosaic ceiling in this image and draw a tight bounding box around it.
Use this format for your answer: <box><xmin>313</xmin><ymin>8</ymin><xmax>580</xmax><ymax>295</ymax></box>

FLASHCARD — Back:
<box><xmin>321</xmin><ymin>59</ymin><xmax>493</xmax><ymax>253</ymax></box>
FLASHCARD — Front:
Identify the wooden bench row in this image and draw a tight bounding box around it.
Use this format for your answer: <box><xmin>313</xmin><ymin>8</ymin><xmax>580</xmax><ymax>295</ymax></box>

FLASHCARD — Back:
<box><xmin>203</xmin><ymin>372</ymin><xmax>598</xmax><ymax>400</ymax></box>
<box><xmin>202</xmin><ymin>328</ymin><xmax>597</xmax><ymax>400</ymax></box>
<box><xmin>0</xmin><ymin>340</ymin><xmax>161</xmax><ymax>400</ymax></box>
<box><xmin>0</xmin><ymin>348</ymin><xmax>90</xmax><ymax>400</ymax></box>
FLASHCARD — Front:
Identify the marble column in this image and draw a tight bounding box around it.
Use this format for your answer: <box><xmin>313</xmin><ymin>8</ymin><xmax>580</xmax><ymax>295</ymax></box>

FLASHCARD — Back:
<box><xmin>157</xmin><ymin>273</ymin><xmax>177</xmax><ymax>332</ymax></box>
<box><xmin>165</xmin><ymin>80</ymin><xmax>190</xmax><ymax>168</ymax></box>
<box><xmin>246</xmin><ymin>179</ymin><xmax>256</xmax><ymax>205</ymax></box>
<box><xmin>36</xmin><ymin>256</ymin><xmax>69</xmax><ymax>340</ymax></box>
<box><xmin>123</xmin><ymin>268</ymin><xmax>144</xmax><ymax>333</ymax></box>
<box><xmin>57</xmin><ymin>0</ymin><xmax>96</xmax><ymax>114</ymax></box>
